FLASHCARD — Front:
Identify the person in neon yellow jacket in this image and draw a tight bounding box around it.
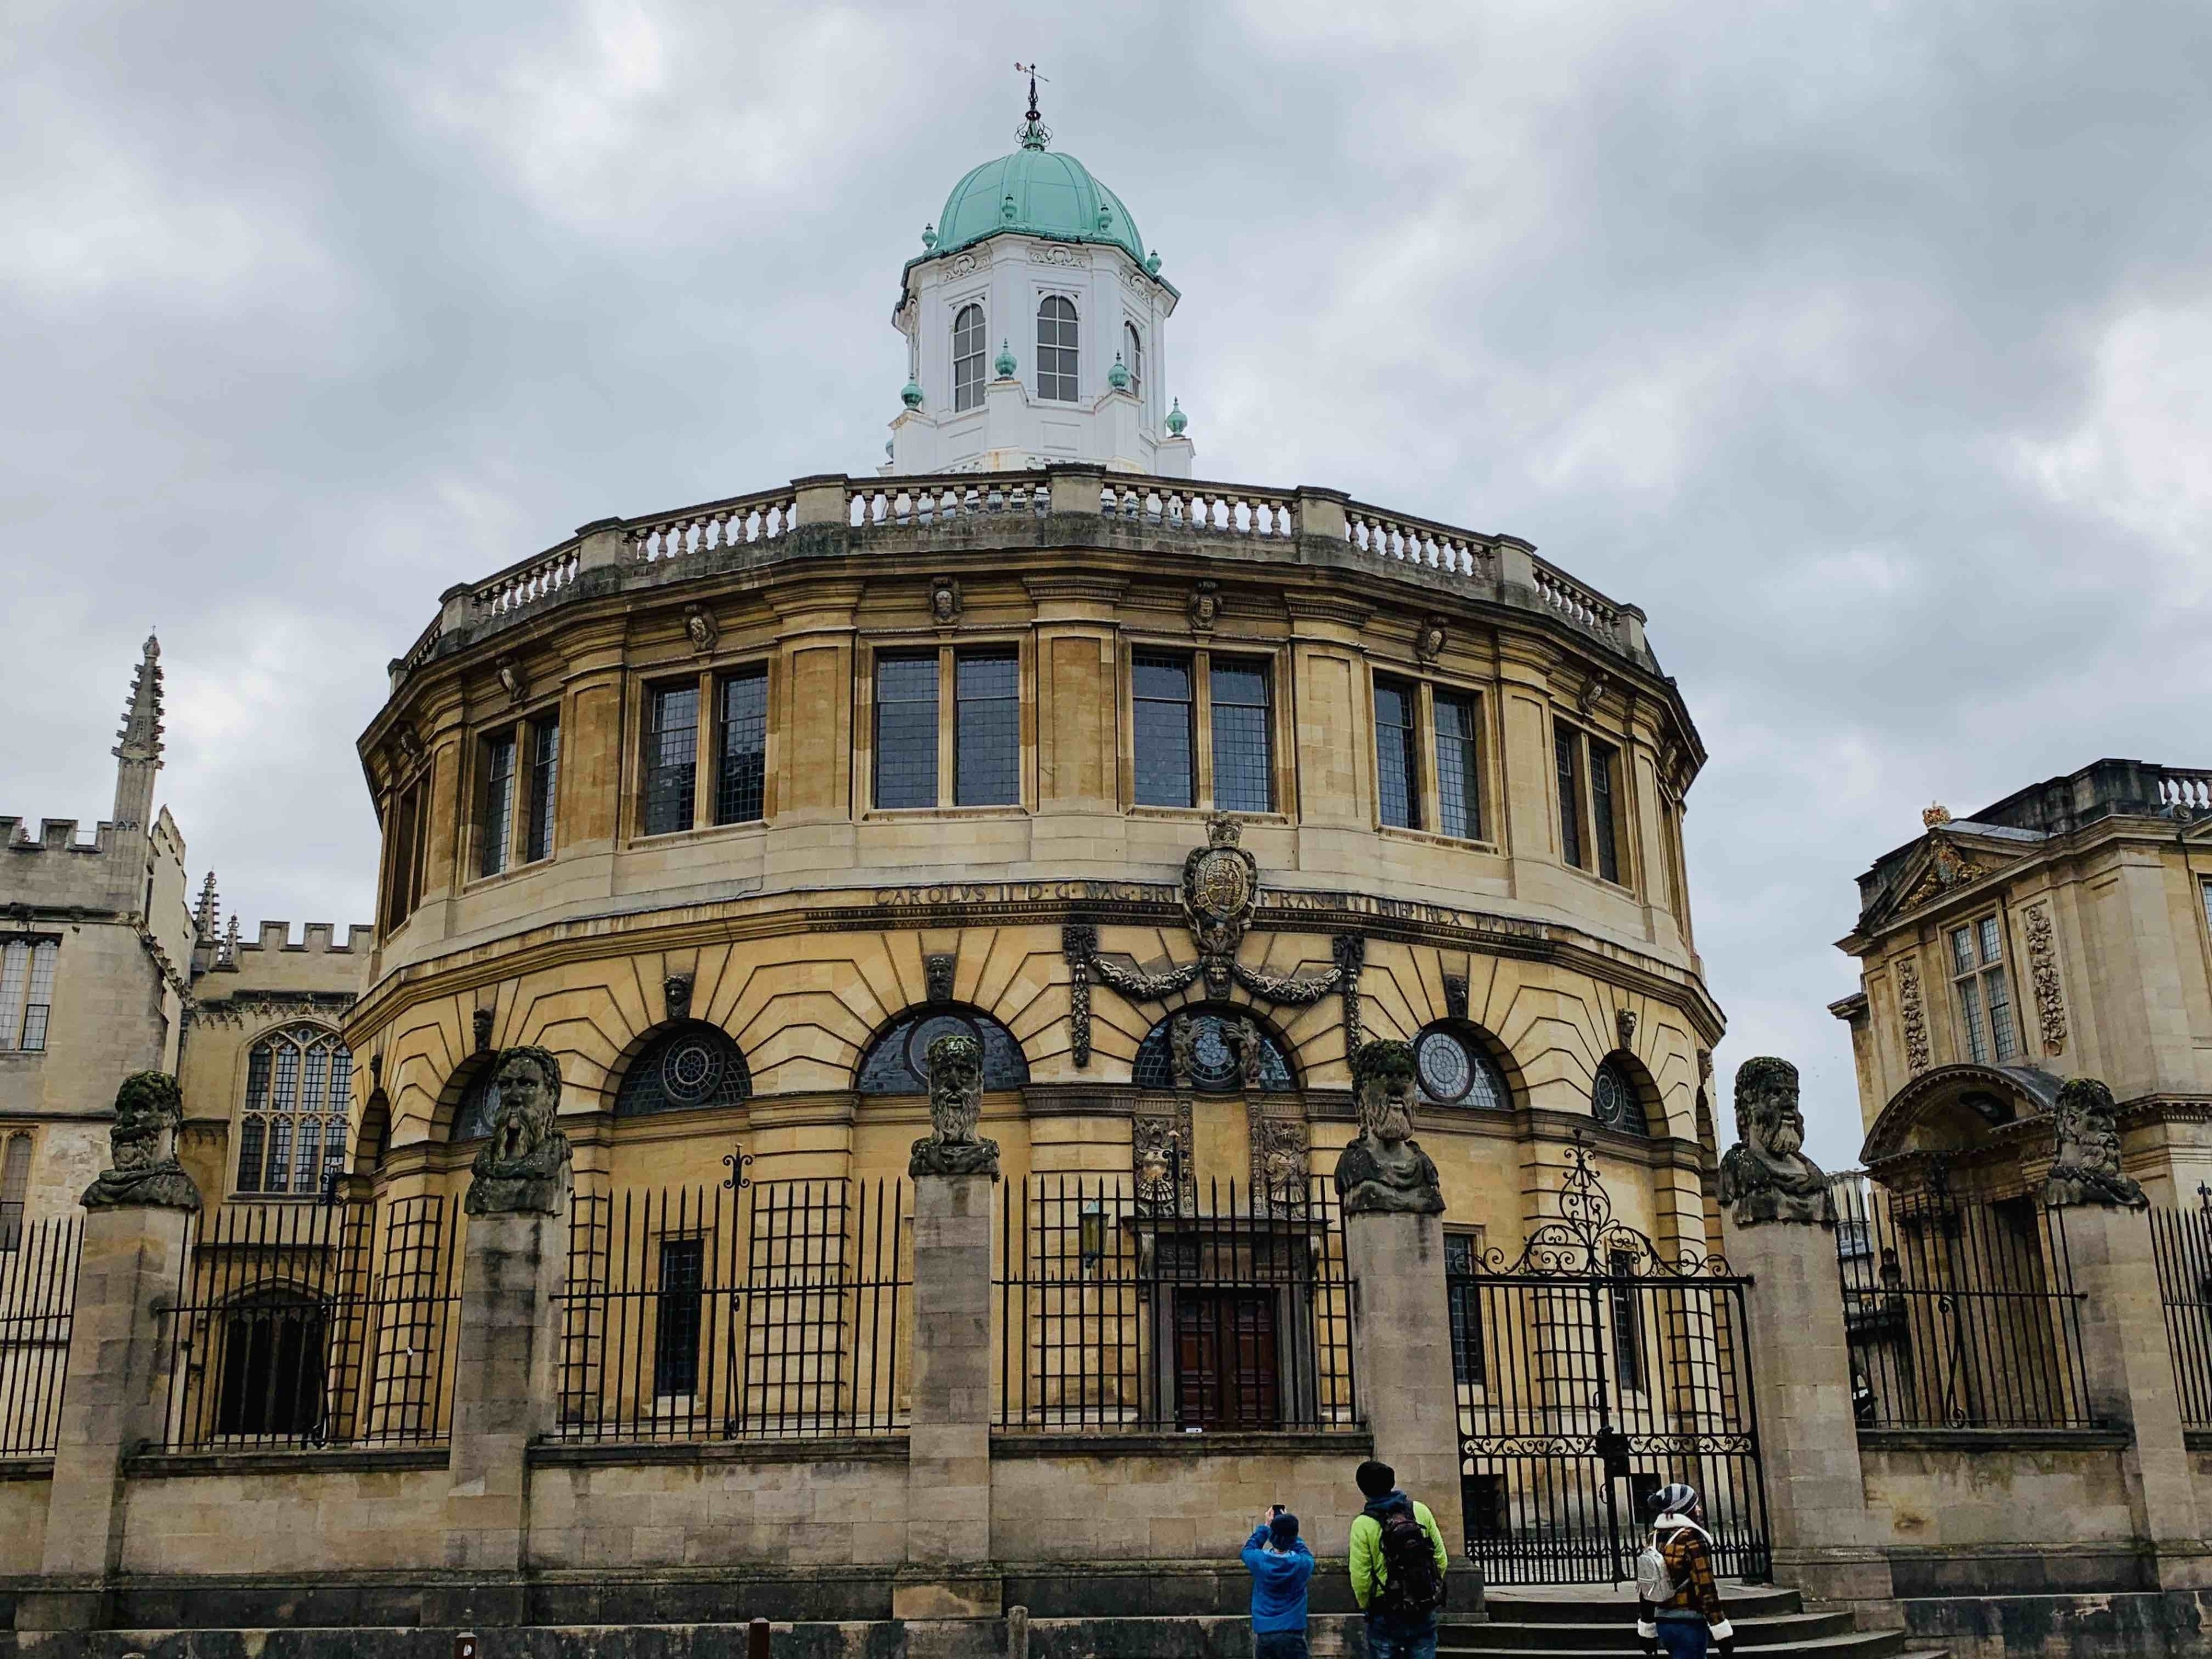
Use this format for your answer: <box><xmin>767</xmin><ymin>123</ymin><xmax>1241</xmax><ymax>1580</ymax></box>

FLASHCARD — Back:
<box><xmin>1347</xmin><ymin>1460</ymin><xmax>1450</xmax><ymax>1659</ymax></box>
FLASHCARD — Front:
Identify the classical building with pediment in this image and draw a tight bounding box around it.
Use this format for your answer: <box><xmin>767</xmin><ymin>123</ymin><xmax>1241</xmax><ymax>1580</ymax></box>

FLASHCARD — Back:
<box><xmin>1832</xmin><ymin>758</ymin><xmax>2212</xmax><ymax>1199</ymax></box>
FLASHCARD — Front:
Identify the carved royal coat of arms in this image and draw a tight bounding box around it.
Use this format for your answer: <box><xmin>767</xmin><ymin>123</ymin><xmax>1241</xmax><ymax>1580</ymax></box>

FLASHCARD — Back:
<box><xmin>1182</xmin><ymin>815</ymin><xmax>1258</xmax><ymax>990</ymax></box>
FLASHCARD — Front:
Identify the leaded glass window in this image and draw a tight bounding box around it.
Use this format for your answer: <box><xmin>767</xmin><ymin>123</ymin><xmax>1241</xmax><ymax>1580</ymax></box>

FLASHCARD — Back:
<box><xmin>1415</xmin><ymin>1024</ymin><xmax>1510</xmax><ymax>1109</ymax></box>
<box><xmin>616</xmin><ymin>1022</ymin><xmax>753</xmax><ymax>1117</ymax></box>
<box><xmin>236</xmin><ymin>1025</ymin><xmax>352</xmax><ymax>1195</ymax></box>
<box><xmin>1</xmin><ymin>1133</ymin><xmax>30</xmax><ymax>1251</ymax></box>
<box><xmin>955</xmin><ymin>650</ymin><xmax>1020</xmax><ymax>806</ymax></box>
<box><xmin>1375</xmin><ymin>677</ymin><xmax>1419</xmax><ymax>830</ymax></box>
<box><xmin>1590</xmin><ymin>1056</ymin><xmax>1647</xmax><ymax>1136</ymax></box>
<box><xmin>953</xmin><ymin>302</ymin><xmax>987</xmax><ymax>412</ymax></box>
<box><xmin>1210</xmin><ymin>660</ymin><xmax>1272</xmax><ymax>813</ymax></box>
<box><xmin>1134</xmin><ymin>654</ymin><xmax>1195</xmax><ymax>808</ymax></box>
<box><xmin>1445</xmin><ymin>1232</ymin><xmax>1485</xmax><ymax>1383</ymax></box>
<box><xmin>1950</xmin><ymin>917</ymin><xmax>2018</xmax><ymax>1065</ymax></box>
<box><xmin>1131</xmin><ymin>1009</ymin><xmax>1296</xmax><ymax>1093</ymax></box>
<box><xmin>382</xmin><ymin>779</ymin><xmax>428</xmax><ymax>933</ymax></box>
<box><xmin>454</xmin><ymin>1066</ymin><xmax>500</xmax><ymax>1142</ymax></box>
<box><xmin>1590</xmin><ymin>737</ymin><xmax>1621</xmax><ymax>883</ymax></box>
<box><xmin>874</xmin><ymin>654</ymin><xmax>939</xmax><ymax>809</ymax></box>
<box><xmin>654</xmin><ymin>1237</ymin><xmax>705</xmax><ymax>1395</ymax></box>
<box><xmin>1556</xmin><ymin>727</ymin><xmax>1584</xmax><ymax>870</ymax></box>
<box><xmin>1037</xmin><ymin>296</ymin><xmax>1078</xmax><ymax>402</ymax></box>
<box><xmin>856</xmin><ymin>1007</ymin><xmax>1031</xmax><ymax>1094</ymax></box>
<box><xmin>643</xmin><ymin>684</ymin><xmax>699</xmax><ymax>835</ymax></box>
<box><xmin>716</xmin><ymin>667</ymin><xmax>768</xmax><ymax>825</ymax></box>
<box><xmin>0</xmin><ymin>940</ymin><xmax>58</xmax><ymax>1053</ymax></box>
<box><xmin>525</xmin><ymin>718</ymin><xmax>560</xmax><ymax>862</ymax></box>
<box><xmin>1435</xmin><ymin>692</ymin><xmax>1482</xmax><ymax>841</ymax></box>
<box><xmin>480</xmin><ymin>731</ymin><xmax>517</xmax><ymax>877</ymax></box>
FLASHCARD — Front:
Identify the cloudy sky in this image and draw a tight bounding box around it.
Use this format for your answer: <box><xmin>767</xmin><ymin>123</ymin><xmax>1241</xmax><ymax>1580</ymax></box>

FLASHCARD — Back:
<box><xmin>6</xmin><ymin>1</ymin><xmax>2210</xmax><ymax>1164</ymax></box>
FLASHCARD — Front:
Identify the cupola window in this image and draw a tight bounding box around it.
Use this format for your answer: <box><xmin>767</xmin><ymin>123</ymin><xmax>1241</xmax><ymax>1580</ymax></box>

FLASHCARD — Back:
<box><xmin>1036</xmin><ymin>296</ymin><xmax>1078</xmax><ymax>402</ymax></box>
<box><xmin>952</xmin><ymin>304</ymin><xmax>987</xmax><ymax>412</ymax></box>
<box><xmin>1123</xmin><ymin>321</ymin><xmax>1143</xmax><ymax>403</ymax></box>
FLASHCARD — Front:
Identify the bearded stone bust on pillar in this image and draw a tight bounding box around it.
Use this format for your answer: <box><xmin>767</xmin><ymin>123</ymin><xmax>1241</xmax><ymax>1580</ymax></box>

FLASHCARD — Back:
<box><xmin>81</xmin><ymin>1071</ymin><xmax>202</xmax><ymax>1211</ymax></box>
<box><xmin>1333</xmin><ymin>1039</ymin><xmax>1443</xmax><ymax>1215</ymax></box>
<box><xmin>1718</xmin><ymin>1056</ymin><xmax>1834</xmax><ymax>1226</ymax></box>
<box><xmin>2042</xmin><ymin>1076</ymin><xmax>2146</xmax><ymax>1209</ymax></box>
<box><xmin>465</xmin><ymin>1045</ymin><xmax>572</xmax><ymax>1215</ymax></box>
<box><xmin>909</xmin><ymin>1031</ymin><xmax>1000</xmax><ymax>1179</ymax></box>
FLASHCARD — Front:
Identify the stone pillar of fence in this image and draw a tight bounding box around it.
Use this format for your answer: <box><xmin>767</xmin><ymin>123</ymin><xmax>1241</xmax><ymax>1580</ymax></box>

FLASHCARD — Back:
<box><xmin>2050</xmin><ymin>1125</ymin><xmax>2211</xmax><ymax>1586</ymax></box>
<box><xmin>1717</xmin><ymin>1059</ymin><xmax>1897</xmax><ymax>1626</ymax></box>
<box><xmin>899</xmin><ymin>1035</ymin><xmax>1002</xmax><ymax>1641</ymax></box>
<box><xmin>1336</xmin><ymin>1043</ymin><xmax>1470</xmax><ymax>1596</ymax></box>
<box><xmin>440</xmin><ymin>1048</ymin><xmax>573</xmax><ymax>1625</ymax></box>
<box><xmin>19</xmin><ymin>1072</ymin><xmax>201</xmax><ymax>1634</ymax></box>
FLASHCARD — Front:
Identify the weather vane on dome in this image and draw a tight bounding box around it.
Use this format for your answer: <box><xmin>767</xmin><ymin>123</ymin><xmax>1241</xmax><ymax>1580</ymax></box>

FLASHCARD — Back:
<box><xmin>1013</xmin><ymin>61</ymin><xmax>1051</xmax><ymax>150</ymax></box>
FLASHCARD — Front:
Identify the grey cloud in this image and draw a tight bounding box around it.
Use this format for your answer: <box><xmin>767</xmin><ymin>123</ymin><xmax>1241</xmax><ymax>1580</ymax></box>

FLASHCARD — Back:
<box><xmin>6</xmin><ymin>0</ymin><xmax>2210</xmax><ymax>1165</ymax></box>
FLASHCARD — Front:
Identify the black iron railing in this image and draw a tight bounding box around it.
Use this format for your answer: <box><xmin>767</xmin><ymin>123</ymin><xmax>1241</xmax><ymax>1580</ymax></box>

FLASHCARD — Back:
<box><xmin>1832</xmin><ymin>1172</ymin><xmax>2095</xmax><ymax>1431</ymax></box>
<box><xmin>555</xmin><ymin>1177</ymin><xmax>908</xmax><ymax>1441</ymax></box>
<box><xmin>159</xmin><ymin>1194</ymin><xmax>462</xmax><ymax>1449</ymax></box>
<box><xmin>2151</xmin><ymin>1198</ymin><xmax>2212</xmax><ymax>1430</ymax></box>
<box><xmin>0</xmin><ymin>1215</ymin><xmax>80</xmax><ymax>1456</ymax></box>
<box><xmin>994</xmin><ymin>1174</ymin><xmax>1358</xmax><ymax>1433</ymax></box>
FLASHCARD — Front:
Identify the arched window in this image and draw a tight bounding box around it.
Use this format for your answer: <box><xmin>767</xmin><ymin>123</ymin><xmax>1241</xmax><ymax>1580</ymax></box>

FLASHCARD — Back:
<box><xmin>1123</xmin><ymin>321</ymin><xmax>1143</xmax><ymax>403</ymax></box>
<box><xmin>1</xmin><ymin>1131</ymin><xmax>30</xmax><ymax>1249</ymax></box>
<box><xmin>453</xmin><ymin>1063</ymin><xmax>500</xmax><ymax>1143</ymax></box>
<box><xmin>1132</xmin><ymin>1007</ymin><xmax>1296</xmax><ymax>1093</ymax></box>
<box><xmin>952</xmin><ymin>302</ymin><xmax>987</xmax><ymax>412</ymax></box>
<box><xmin>1591</xmin><ymin>1055</ymin><xmax>1650</xmax><ymax>1136</ymax></box>
<box><xmin>215</xmin><ymin>1287</ymin><xmax>327</xmax><ymax>1438</ymax></box>
<box><xmin>1036</xmin><ymin>296</ymin><xmax>1078</xmax><ymax>402</ymax></box>
<box><xmin>616</xmin><ymin>1022</ymin><xmax>753</xmax><ymax>1118</ymax></box>
<box><xmin>1413</xmin><ymin>1022</ymin><xmax>1512</xmax><ymax>1110</ymax></box>
<box><xmin>237</xmin><ymin>1025</ymin><xmax>352</xmax><ymax>1195</ymax></box>
<box><xmin>857</xmin><ymin>1006</ymin><xmax>1030</xmax><ymax>1094</ymax></box>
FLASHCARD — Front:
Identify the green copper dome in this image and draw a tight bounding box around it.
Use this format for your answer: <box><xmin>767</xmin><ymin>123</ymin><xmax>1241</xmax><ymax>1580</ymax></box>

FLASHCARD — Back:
<box><xmin>931</xmin><ymin>142</ymin><xmax>1145</xmax><ymax>264</ymax></box>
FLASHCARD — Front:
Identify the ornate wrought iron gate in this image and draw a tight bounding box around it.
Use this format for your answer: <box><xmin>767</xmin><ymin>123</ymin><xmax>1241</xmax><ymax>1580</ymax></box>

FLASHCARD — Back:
<box><xmin>1449</xmin><ymin>1144</ymin><xmax>1770</xmax><ymax>1585</ymax></box>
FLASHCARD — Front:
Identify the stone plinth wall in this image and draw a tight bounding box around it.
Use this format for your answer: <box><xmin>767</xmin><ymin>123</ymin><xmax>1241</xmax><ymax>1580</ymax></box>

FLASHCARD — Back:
<box><xmin>988</xmin><ymin>1436</ymin><xmax>1371</xmax><ymax>1560</ymax></box>
<box><xmin>115</xmin><ymin>1459</ymin><xmax>449</xmax><ymax>1577</ymax></box>
<box><xmin>527</xmin><ymin>1445</ymin><xmax>910</xmax><ymax>1570</ymax></box>
<box><xmin>0</xmin><ymin>1469</ymin><xmax>49</xmax><ymax>1575</ymax></box>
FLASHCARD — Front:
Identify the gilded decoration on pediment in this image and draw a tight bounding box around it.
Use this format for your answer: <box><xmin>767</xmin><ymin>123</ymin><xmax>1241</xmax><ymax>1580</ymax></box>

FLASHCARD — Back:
<box><xmin>1897</xmin><ymin>832</ymin><xmax>1999</xmax><ymax>914</ymax></box>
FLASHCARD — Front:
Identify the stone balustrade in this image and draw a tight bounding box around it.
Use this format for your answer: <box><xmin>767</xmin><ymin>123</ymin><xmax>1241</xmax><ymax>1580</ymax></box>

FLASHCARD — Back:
<box><xmin>389</xmin><ymin>465</ymin><xmax>1649</xmax><ymax>687</ymax></box>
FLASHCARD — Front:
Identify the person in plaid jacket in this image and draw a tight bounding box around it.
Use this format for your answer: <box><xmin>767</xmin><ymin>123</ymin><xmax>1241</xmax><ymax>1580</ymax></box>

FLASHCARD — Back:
<box><xmin>1635</xmin><ymin>1484</ymin><xmax>1736</xmax><ymax>1658</ymax></box>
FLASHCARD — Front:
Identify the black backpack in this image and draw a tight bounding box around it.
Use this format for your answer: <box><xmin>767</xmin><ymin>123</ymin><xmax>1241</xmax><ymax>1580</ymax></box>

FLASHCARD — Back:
<box><xmin>1376</xmin><ymin>1507</ymin><xmax>1445</xmax><ymax>1616</ymax></box>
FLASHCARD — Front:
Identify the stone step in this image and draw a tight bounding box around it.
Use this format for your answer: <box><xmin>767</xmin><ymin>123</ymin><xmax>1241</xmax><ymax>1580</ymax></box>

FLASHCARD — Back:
<box><xmin>1442</xmin><ymin>1638</ymin><xmax>1925</xmax><ymax>1659</ymax></box>
<box><xmin>1444</xmin><ymin>1609</ymin><xmax>1858</xmax><ymax>1649</ymax></box>
<box><xmin>1474</xmin><ymin>1585</ymin><xmax>1804</xmax><ymax>1623</ymax></box>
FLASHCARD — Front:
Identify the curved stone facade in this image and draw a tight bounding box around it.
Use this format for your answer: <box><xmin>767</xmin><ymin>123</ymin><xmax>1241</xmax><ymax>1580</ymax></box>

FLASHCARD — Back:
<box><xmin>347</xmin><ymin>465</ymin><xmax>1720</xmax><ymax>1249</ymax></box>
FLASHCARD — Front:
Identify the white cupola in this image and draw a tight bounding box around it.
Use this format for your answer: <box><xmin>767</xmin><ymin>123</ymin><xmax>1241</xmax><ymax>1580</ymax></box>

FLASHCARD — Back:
<box><xmin>884</xmin><ymin>83</ymin><xmax>1193</xmax><ymax>478</ymax></box>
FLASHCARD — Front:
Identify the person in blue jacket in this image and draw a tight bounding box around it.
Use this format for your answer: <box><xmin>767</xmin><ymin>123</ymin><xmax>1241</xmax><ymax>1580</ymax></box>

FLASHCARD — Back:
<box><xmin>1241</xmin><ymin>1505</ymin><xmax>1317</xmax><ymax>1659</ymax></box>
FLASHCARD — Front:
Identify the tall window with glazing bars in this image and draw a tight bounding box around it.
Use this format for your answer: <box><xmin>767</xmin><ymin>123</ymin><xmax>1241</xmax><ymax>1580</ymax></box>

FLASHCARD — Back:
<box><xmin>481</xmin><ymin>710</ymin><xmax>560</xmax><ymax>874</ymax></box>
<box><xmin>953</xmin><ymin>303</ymin><xmax>987</xmax><ymax>412</ymax></box>
<box><xmin>1950</xmin><ymin>916</ymin><xmax>2018</xmax><ymax>1065</ymax></box>
<box><xmin>716</xmin><ymin>666</ymin><xmax>768</xmax><ymax>824</ymax></box>
<box><xmin>1375</xmin><ymin>678</ymin><xmax>1420</xmax><ymax>829</ymax></box>
<box><xmin>1210</xmin><ymin>659</ymin><xmax>1272</xmax><ymax>813</ymax></box>
<box><xmin>0</xmin><ymin>940</ymin><xmax>58</xmax><ymax>1052</ymax></box>
<box><xmin>236</xmin><ymin>1024</ymin><xmax>353</xmax><ymax>1195</ymax></box>
<box><xmin>643</xmin><ymin>683</ymin><xmax>700</xmax><ymax>835</ymax></box>
<box><xmin>1036</xmin><ymin>296</ymin><xmax>1078</xmax><ymax>402</ymax></box>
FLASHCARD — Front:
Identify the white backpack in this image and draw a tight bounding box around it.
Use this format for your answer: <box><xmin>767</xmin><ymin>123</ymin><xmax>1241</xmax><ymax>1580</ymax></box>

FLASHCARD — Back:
<box><xmin>1634</xmin><ymin>1535</ymin><xmax>1678</xmax><ymax>1604</ymax></box>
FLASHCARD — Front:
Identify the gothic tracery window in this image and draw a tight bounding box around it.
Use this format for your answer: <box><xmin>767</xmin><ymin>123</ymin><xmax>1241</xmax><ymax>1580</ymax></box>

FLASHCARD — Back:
<box><xmin>236</xmin><ymin>1025</ymin><xmax>352</xmax><ymax>1195</ymax></box>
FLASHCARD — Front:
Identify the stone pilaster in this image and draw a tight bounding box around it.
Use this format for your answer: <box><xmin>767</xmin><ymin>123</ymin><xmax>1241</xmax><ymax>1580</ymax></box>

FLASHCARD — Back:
<box><xmin>900</xmin><ymin>1169</ymin><xmax>1001</xmax><ymax>1624</ymax></box>
<box><xmin>441</xmin><ymin>1200</ymin><xmax>569</xmax><ymax>1622</ymax></box>
<box><xmin>1343</xmin><ymin>1210</ymin><xmax>1469</xmax><ymax>1593</ymax></box>
<box><xmin>1719</xmin><ymin>1210</ymin><xmax>1899</xmax><ymax>1624</ymax></box>
<box><xmin>20</xmin><ymin>1202</ymin><xmax>195</xmax><ymax>1631</ymax></box>
<box><xmin>2059</xmin><ymin>1200</ymin><xmax>2212</xmax><ymax>1588</ymax></box>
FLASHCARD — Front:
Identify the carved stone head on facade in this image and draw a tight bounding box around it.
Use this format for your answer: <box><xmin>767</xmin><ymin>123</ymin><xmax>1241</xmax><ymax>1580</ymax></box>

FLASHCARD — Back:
<box><xmin>1718</xmin><ymin>1056</ymin><xmax>1834</xmax><ymax>1226</ymax></box>
<box><xmin>925</xmin><ymin>953</ymin><xmax>956</xmax><ymax>1006</ymax></box>
<box><xmin>2043</xmin><ymin>1077</ymin><xmax>2146</xmax><ymax>1209</ymax></box>
<box><xmin>472</xmin><ymin>1006</ymin><xmax>494</xmax><ymax>1054</ymax></box>
<box><xmin>82</xmin><ymin>1071</ymin><xmax>201</xmax><ymax>1211</ymax></box>
<box><xmin>1189</xmin><ymin>581</ymin><xmax>1219</xmax><ymax>632</ymax></box>
<box><xmin>1615</xmin><ymin>1008</ymin><xmax>1638</xmax><ymax>1050</ymax></box>
<box><xmin>466</xmin><ymin>1046</ymin><xmax>571</xmax><ymax>1215</ymax></box>
<box><xmin>1336</xmin><ymin>1040</ymin><xmax>1443</xmax><ymax>1215</ymax></box>
<box><xmin>495</xmin><ymin>656</ymin><xmax>525</xmax><ymax>704</ymax></box>
<box><xmin>664</xmin><ymin>972</ymin><xmax>694</xmax><ymax>1022</ymax></box>
<box><xmin>684</xmin><ymin>605</ymin><xmax>717</xmax><ymax>654</ymax></box>
<box><xmin>1416</xmin><ymin>616</ymin><xmax>1447</xmax><ymax>664</ymax></box>
<box><xmin>911</xmin><ymin>1031</ymin><xmax>998</xmax><ymax>1178</ymax></box>
<box><xmin>929</xmin><ymin>577</ymin><xmax>961</xmax><ymax>626</ymax></box>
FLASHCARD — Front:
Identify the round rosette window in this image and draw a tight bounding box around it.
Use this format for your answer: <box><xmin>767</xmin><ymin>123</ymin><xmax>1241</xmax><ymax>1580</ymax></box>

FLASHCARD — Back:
<box><xmin>615</xmin><ymin>1023</ymin><xmax>753</xmax><ymax>1118</ymax></box>
<box><xmin>1414</xmin><ymin>1025</ymin><xmax>1509</xmax><ymax>1111</ymax></box>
